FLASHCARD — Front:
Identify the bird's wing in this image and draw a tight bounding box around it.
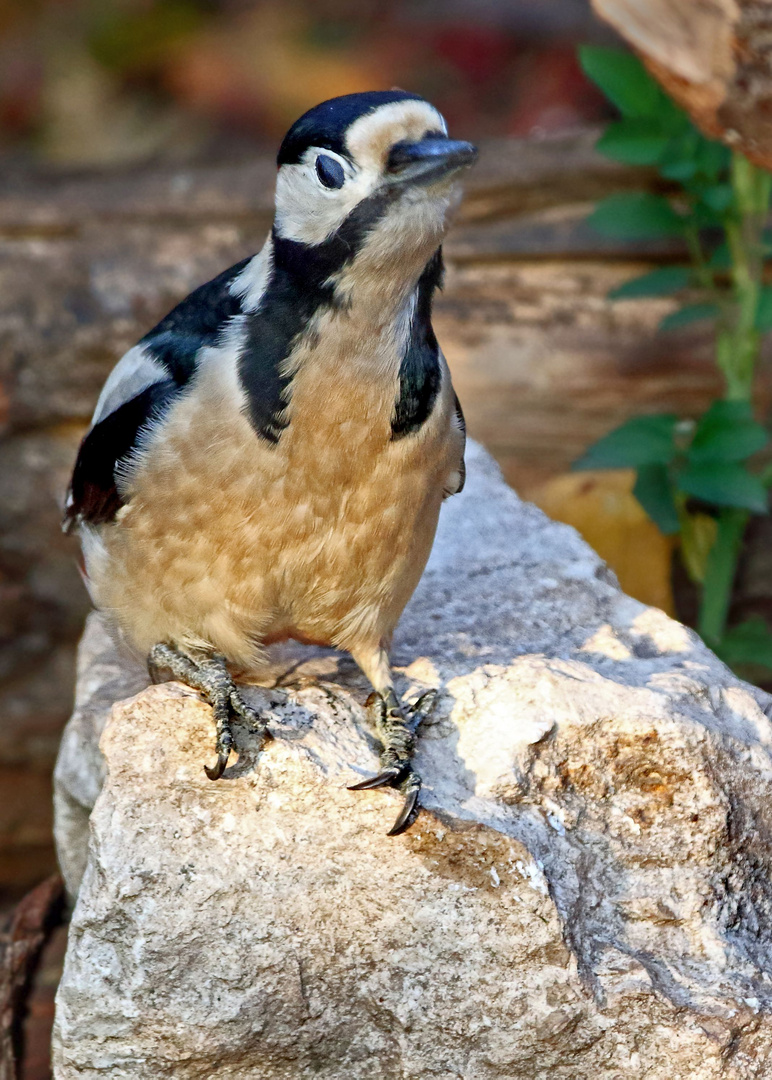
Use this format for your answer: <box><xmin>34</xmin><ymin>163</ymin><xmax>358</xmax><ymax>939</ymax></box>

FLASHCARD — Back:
<box><xmin>63</xmin><ymin>257</ymin><xmax>252</xmax><ymax>531</ymax></box>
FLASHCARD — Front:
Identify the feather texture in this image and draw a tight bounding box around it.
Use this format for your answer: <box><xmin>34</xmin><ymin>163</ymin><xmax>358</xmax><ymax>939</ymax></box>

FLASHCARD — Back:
<box><xmin>67</xmin><ymin>92</ymin><xmax>469</xmax><ymax>680</ymax></box>
<box><xmin>64</xmin><ymin>257</ymin><xmax>252</xmax><ymax>529</ymax></box>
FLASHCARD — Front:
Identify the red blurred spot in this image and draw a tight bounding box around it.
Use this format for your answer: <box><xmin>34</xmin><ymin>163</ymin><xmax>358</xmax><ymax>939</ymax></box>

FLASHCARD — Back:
<box><xmin>508</xmin><ymin>45</ymin><xmax>607</xmax><ymax>136</ymax></box>
<box><xmin>433</xmin><ymin>24</ymin><xmax>514</xmax><ymax>86</ymax></box>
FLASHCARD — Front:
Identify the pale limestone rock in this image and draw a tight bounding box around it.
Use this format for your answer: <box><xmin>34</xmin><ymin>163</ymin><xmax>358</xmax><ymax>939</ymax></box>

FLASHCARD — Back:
<box><xmin>53</xmin><ymin>442</ymin><xmax>772</xmax><ymax>1078</ymax></box>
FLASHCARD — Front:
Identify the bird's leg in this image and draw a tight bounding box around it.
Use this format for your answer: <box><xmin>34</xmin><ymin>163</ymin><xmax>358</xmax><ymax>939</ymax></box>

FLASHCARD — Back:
<box><xmin>348</xmin><ymin>646</ymin><xmax>436</xmax><ymax>836</ymax></box>
<box><xmin>147</xmin><ymin>642</ymin><xmax>268</xmax><ymax>780</ymax></box>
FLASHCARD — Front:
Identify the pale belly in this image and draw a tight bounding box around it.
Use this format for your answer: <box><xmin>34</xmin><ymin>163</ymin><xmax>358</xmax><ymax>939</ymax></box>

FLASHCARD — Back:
<box><xmin>84</xmin><ymin>365</ymin><xmax>460</xmax><ymax>668</ymax></box>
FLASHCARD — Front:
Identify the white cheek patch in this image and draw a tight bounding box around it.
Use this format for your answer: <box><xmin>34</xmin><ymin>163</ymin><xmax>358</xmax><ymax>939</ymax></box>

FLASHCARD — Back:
<box><xmin>91</xmin><ymin>345</ymin><xmax>168</xmax><ymax>427</ymax></box>
<box><xmin>271</xmin><ymin>99</ymin><xmax>453</xmax><ymax>256</ymax></box>
<box><xmin>274</xmin><ymin>153</ymin><xmax>378</xmax><ymax>247</ymax></box>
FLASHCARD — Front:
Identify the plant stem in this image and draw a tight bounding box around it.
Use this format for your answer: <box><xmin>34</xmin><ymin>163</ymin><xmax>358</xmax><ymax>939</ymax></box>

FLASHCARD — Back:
<box><xmin>717</xmin><ymin>153</ymin><xmax>770</xmax><ymax>401</ymax></box>
<box><xmin>698</xmin><ymin>153</ymin><xmax>770</xmax><ymax>648</ymax></box>
<box><xmin>698</xmin><ymin>508</ymin><xmax>749</xmax><ymax>648</ymax></box>
<box><xmin>684</xmin><ymin>222</ymin><xmax>713</xmax><ymax>291</ymax></box>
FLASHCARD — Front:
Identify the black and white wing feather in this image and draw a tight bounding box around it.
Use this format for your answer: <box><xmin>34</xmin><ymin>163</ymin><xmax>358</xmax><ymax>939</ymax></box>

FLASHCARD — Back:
<box><xmin>63</xmin><ymin>257</ymin><xmax>251</xmax><ymax>532</ymax></box>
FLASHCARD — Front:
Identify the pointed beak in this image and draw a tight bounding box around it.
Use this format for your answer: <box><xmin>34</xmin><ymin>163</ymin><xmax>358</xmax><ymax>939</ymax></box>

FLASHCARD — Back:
<box><xmin>386</xmin><ymin>137</ymin><xmax>478</xmax><ymax>186</ymax></box>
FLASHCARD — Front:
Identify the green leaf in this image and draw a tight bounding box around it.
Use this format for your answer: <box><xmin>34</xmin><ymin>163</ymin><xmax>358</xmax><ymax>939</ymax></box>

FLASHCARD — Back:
<box><xmin>588</xmin><ymin>193</ymin><xmax>684</xmax><ymax>240</ymax></box>
<box><xmin>659</xmin><ymin>303</ymin><xmax>719</xmax><ymax>331</ymax></box>
<box><xmin>609</xmin><ymin>266</ymin><xmax>690</xmax><ymax>300</ymax></box>
<box><xmin>708</xmin><ymin>242</ymin><xmax>730</xmax><ymax>269</ymax></box>
<box><xmin>692</xmin><ymin>202</ymin><xmax>725</xmax><ymax>229</ymax></box>
<box><xmin>574</xmin><ymin>415</ymin><xmax>678</xmax><ymax>470</ymax></box>
<box><xmin>660</xmin><ymin>158</ymin><xmax>698</xmax><ymax>182</ymax></box>
<box><xmin>678</xmin><ymin>462</ymin><xmax>769</xmax><ymax>512</ymax></box>
<box><xmin>756</xmin><ymin>285</ymin><xmax>772</xmax><ymax>332</ymax></box>
<box><xmin>694</xmin><ymin>137</ymin><xmax>732</xmax><ymax>180</ymax></box>
<box><xmin>658</xmin><ymin>129</ymin><xmax>700</xmax><ymax>177</ymax></box>
<box><xmin>700</xmin><ymin>183</ymin><xmax>733</xmax><ymax>214</ymax></box>
<box><xmin>658</xmin><ymin>128</ymin><xmax>731</xmax><ymax>186</ymax></box>
<box><xmin>596</xmin><ymin>119</ymin><xmax>670</xmax><ymax>165</ymax></box>
<box><xmin>579</xmin><ymin>46</ymin><xmax>661</xmax><ymax>118</ymax></box>
<box><xmin>633</xmin><ymin>464</ymin><xmax>680</xmax><ymax>534</ymax></box>
<box><xmin>718</xmin><ymin>617</ymin><xmax>772</xmax><ymax>671</ymax></box>
<box><xmin>689</xmin><ymin>401</ymin><xmax>768</xmax><ymax>463</ymax></box>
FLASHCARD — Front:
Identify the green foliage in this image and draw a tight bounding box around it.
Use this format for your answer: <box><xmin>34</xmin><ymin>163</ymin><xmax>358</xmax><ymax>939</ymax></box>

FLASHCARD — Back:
<box><xmin>688</xmin><ymin>402</ymin><xmax>768</xmax><ymax>463</ymax></box>
<box><xmin>609</xmin><ymin>267</ymin><xmax>690</xmax><ymax>300</ymax></box>
<box><xmin>574</xmin><ymin>415</ymin><xmax>678</xmax><ymax>469</ymax></box>
<box><xmin>700</xmin><ymin>183</ymin><xmax>733</xmax><ymax>214</ymax></box>
<box><xmin>633</xmin><ymin>465</ymin><xmax>680</xmax><ymax>535</ymax></box>
<box><xmin>678</xmin><ymin>463</ymin><xmax>768</xmax><ymax>513</ymax></box>
<box><xmin>588</xmin><ymin>193</ymin><xmax>683</xmax><ymax>239</ymax></box>
<box><xmin>578</xmin><ymin>43</ymin><xmax>772</xmax><ymax>678</ymax></box>
<box><xmin>659</xmin><ymin>303</ymin><xmax>718</xmax><ymax>331</ymax></box>
<box><xmin>575</xmin><ymin>405</ymin><xmax>768</xmax><ymax>514</ymax></box>
<box><xmin>718</xmin><ymin>617</ymin><xmax>772</xmax><ymax>672</ymax></box>
<box><xmin>755</xmin><ymin>286</ymin><xmax>772</xmax><ymax>331</ymax></box>
<box><xmin>579</xmin><ymin>46</ymin><xmax>663</xmax><ymax>118</ymax></box>
<box><xmin>595</xmin><ymin>120</ymin><xmax>671</xmax><ymax>165</ymax></box>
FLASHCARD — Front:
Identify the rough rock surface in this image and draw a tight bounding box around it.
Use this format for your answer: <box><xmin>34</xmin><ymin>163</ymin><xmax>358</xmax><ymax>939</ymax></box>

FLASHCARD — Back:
<box><xmin>53</xmin><ymin>442</ymin><xmax>772</xmax><ymax>1078</ymax></box>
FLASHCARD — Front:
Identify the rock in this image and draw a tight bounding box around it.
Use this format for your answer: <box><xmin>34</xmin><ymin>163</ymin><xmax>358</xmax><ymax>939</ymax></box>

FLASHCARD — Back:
<box><xmin>53</xmin><ymin>614</ymin><xmax>148</xmax><ymax>898</ymax></box>
<box><xmin>53</xmin><ymin>442</ymin><xmax>772</xmax><ymax>1078</ymax></box>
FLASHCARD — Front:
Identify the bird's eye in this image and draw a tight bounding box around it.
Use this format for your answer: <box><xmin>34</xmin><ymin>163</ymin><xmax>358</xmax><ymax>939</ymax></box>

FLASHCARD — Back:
<box><xmin>315</xmin><ymin>155</ymin><xmax>345</xmax><ymax>190</ymax></box>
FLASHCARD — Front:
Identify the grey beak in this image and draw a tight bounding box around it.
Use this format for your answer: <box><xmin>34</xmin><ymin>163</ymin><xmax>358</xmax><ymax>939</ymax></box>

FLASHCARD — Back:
<box><xmin>386</xmin><ymin>137</ymin><xmax>478</xmax><ymax>186</ymax></box>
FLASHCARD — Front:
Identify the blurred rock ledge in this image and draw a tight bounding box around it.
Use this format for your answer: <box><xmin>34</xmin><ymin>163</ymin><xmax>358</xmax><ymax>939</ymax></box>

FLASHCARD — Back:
<box><xmin>2</xmin><ymin>127</ymin><xmax>770</xmax><ymax>905</ymax></box>
<box><xmin>53</xmin><ymin>443</ymin><xmax>772</xmax><ymax>1079</ymax></box>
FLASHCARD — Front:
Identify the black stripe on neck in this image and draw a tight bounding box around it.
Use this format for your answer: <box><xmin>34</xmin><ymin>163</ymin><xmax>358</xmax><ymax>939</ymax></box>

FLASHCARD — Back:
<box><xmin>391</xmin><ymin>248</ymin><xmax>444</xmax><ymax>440</ymax></box>
<box><xmin>240</xmin><ymin>189</ymin><xmax>396</xmax><ymax>442</ymax></box>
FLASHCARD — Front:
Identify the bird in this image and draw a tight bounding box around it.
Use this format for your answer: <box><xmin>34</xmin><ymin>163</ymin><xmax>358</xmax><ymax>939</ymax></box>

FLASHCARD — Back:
<box><xmin>63</xmin><ymin>90</ymin><xmax>476</xmax><ymax>835</ymax></box>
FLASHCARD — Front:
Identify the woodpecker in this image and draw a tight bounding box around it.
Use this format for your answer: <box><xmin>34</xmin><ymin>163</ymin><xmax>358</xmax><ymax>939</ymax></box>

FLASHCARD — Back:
<box><xmin>63</xmin><ymin>90</ymin><xmax>476</xmax><ymax>835</ymax></box>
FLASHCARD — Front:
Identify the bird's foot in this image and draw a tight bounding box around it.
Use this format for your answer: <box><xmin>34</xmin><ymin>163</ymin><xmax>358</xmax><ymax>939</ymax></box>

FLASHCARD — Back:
<box><xmin>348</xmin><ymin>688</ymin><xmax>437</xmax><ymax>836</ymax></box>
<box><xmin>147</xmin><ymin>642</ymin><xmax>269</xmax><ymax>780</ymax></box>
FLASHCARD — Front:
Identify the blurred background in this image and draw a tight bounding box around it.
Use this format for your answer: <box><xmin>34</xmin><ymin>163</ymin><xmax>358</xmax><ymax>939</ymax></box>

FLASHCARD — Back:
<box><xmin>0</xmin><ymin>0</ymin><xmax>612</xmax><ymax>167</ymax></box>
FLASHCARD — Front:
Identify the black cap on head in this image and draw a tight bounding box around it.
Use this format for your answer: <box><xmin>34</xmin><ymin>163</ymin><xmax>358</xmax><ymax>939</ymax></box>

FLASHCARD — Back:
<box><xmin>277</xmin><ymin>90</ymin><xmax>426</xmax><ymax>167</ymax></box>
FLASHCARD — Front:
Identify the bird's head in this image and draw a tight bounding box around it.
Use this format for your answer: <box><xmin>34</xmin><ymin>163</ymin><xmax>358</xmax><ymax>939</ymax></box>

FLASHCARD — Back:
<box><xmin>272</xmin><ymin>91</ymin><xmax>477</xmax><ymax>290</ymax></box>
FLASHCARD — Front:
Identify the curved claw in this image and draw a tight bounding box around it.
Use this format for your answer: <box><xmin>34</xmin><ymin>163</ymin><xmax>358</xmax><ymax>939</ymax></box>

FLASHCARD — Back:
<box><xmin>348</xmin><ymin>766</ymin><xmax>403</xmax><ymax>791</ymax></box>
<box><xmin>409</xmin><ymin>689</ymin><xmax>438</xmax><ymax>727</ymax></box>
<box><xmin>387</xmin><ymin>781</ymin><xmax>421</xmax><ymax>836</ymax></box>
<box><xmin>204</xmin><ymin>749</ymin><xmax>230</xmax><ymax>781</ymax></box>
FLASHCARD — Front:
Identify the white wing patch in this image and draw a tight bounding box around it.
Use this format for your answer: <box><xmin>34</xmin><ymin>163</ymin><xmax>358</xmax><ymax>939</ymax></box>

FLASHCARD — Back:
<box><xmin>91</xmin><ymin>345</ymin><xmax>169</xmax><ymax>427</ymax></box>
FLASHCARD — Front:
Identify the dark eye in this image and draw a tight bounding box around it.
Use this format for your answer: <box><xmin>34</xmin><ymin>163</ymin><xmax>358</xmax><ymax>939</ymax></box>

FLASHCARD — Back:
<box><xmin>315</xmin><ymin>154</ymin><xmax>345</xmax><ymax>189</ymax></box>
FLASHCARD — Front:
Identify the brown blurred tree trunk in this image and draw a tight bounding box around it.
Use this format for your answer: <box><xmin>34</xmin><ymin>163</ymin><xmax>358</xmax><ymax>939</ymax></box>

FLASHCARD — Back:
<box><xmin>592</xmin><ymin>0</ymin><xmax>772</xmax><ymax>169</ymax></box>
<box><xmin>0</xmin><ymin>876</ymin><xmax>63</xmax><ymax>1079</ymax></box>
